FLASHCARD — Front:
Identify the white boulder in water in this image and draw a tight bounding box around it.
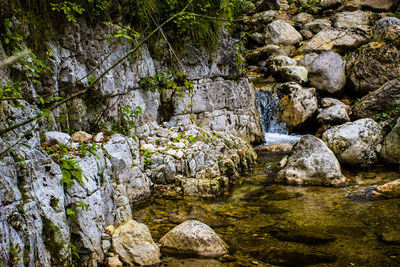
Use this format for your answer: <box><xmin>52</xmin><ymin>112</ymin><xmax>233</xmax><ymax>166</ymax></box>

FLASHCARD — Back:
<box><xmin>276</xmin><ymin>135</ymin><xmax>348</xmax><ymax>186</ymax></box>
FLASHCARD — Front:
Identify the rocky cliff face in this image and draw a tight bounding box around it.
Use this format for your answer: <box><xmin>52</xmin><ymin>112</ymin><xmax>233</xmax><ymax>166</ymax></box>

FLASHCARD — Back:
<box><xmin>0</xmin><ymin>14</ymin><xmax>262</xmax><ymax>267</ymax></box>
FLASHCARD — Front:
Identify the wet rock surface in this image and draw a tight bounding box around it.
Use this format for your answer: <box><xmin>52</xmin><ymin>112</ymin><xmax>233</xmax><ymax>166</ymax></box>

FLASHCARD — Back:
<box><xmin>276</xmin><ymin>135</ymin><xmax>348</xmax><ymax>186</ymax></box>
<box><xmin>322</xmin><ymin>118</ymin><xmax>383</xmax><ymax>167</ymax></box>
<box><xmin>112</xmin><ymin>220</ymin><xmax>160</xmax><ymax>266</ymax></box>
<box><xmin>159</xmin><ymin>220</ymin><xmax>228</xmax><ymax>258</ymax></box>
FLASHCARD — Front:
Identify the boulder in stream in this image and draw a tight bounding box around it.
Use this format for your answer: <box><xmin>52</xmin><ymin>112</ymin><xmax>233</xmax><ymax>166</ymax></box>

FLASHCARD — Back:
<box><xmin>374</xmin><ymin>179</ymin><xmax>400</xmax><ymax>198</ymax></box>
<box><xmin>322</xmin><ymin>118</ymin><xmax>383</xmax><ymax>168</ymax></box>
<box><xmin>159</xmin><ymin>219</ymin><xmax>228</xmax><ymax>258</ymax></box>
<box><xmin>276</xmin><ymin>135</ymin><xmax>348</xmax><ymax>186</ymax></box>
<box><xmin>112</xmin><ymin>220</ymin><xmax>161</xmax><ymax>266</ymax></box>
<box><xmin>274</xmin><ymin>82</ymin><xmax>318</xmax><ymax>132</ymax></box>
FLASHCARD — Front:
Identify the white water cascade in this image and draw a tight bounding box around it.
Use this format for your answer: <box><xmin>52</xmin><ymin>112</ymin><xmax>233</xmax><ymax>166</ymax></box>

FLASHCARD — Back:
<box><xmin>256</xmin><ymin>89</ymin><xmax>301</xmax><ymax>146</ymax></box>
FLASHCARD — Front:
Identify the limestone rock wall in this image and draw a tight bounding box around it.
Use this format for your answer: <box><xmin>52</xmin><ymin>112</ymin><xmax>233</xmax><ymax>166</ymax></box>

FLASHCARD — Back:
<box><xmin>0</xmin><ymin>16</ymin><xmax>261</xmax><ymax>266</ymax></box>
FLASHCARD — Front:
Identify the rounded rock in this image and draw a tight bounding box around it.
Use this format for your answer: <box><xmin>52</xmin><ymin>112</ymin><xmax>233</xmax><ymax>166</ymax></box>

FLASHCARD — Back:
<box><xmin>373</xmin><ymin>17</ymin><xmax>400</xmax><ymax>44</ymax></box>
<box><xmin>265</xmin><ymin>20</ymin><xmax>303</xmax><ymax>46</ymax></box>
<box><xmin>159</xmin><ymin>219</ymin><xmax>228</xmax><ymax>258</ymax></box>
<box><xmin>112</xmin><ymin>220</ymin><xmax>160</xmax><ymax>266</ymax></box>
<box><xmin>276</xmin><ymin>135</ymin><xmax>348</xmax><ymax>186</ymax></box>
<box><xmin>309</xmin><ymin>51</ymin><xmax>346</xmax><ymax>94</ymax></box>
<box><xmin>322</xmin><ymin>118</ymin><xmax>383</xmax><ymax>167</ymax></box>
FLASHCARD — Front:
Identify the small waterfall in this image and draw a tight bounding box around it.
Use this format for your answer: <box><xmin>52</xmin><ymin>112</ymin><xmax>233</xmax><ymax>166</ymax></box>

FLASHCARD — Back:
<box><xmin>256</xmin><ymin>90</ymin><xmax>301</xmax><ymax>146</ymax></box>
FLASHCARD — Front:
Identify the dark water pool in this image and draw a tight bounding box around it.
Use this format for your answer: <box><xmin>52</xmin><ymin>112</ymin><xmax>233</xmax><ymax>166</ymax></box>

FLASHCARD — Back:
<box><xmin>134</xmin><ymin>152</ymin><xmax>400</xmax><ymax>266</ymax></box>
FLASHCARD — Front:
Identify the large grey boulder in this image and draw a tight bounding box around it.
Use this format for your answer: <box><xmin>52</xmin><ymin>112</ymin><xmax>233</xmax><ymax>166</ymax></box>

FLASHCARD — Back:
<box><xmin>159</xmin><ymin>220</ymin><xmax>228</xmax><ymax>258</ymax></box>
<box><xmin>274</xmin><ymin>82</ymin><xmax>318</xmax><ymax>132</ymax></box>
<box><xmin>353</xmin><ymin>79</ymin><xmax>400</xmax><ymax>119</ymax></box>
<box><xmin>265</xmin><ymin>20</ymin><xmax>303</xmax><ymax>45</ymax></box>
<box><xmin>334</xmin><ymin>11</ymin><xmax>370</xmax><ymax>28</ymax></box>
<box><xmin>299</xmin><ymin>28</ymin><xmax>370</xmax><ymax>53</ymax></box>
<box><xmin>276</xmin><ymin>135</ymin><xmax>348</xmax><ymax>186</ymax></box>
<box><xmin>112</xmin><ymin>220</ymin><xmax>161</xmax><ymax>266</ymax></box>
<box><xmin>373</xmin><ymin>17</ymin><xmax>400</xmax><ymax>44</ymax></box>
<box><xmin>380</xmin><ymin>118</ymin><xmax>400</xmax><ymax>165</ymax></box>
<box><xmin>317</xmin><ymin>98</ymin><xmax>350</xmax><ymax>125</ymax></box>
<box><xmin>347</xmin><ymin>42</ymin><xmax>400</xmax><ymax>95</ymax></box>
<box><xmin>322</xmin><ymin>119</ymin><xmax>384</xmax><ymax>167</ymax></box>
<box><xmin>308</xmin><ymin>51</ymin><xmax>346</xmax><ymax>94</ymax></box>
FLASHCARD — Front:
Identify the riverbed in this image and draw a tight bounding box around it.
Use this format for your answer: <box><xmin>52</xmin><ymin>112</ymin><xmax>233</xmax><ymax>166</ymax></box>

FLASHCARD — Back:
<box><xmin>134</xmin><ymin>151</ymin><xmax>400</xmax><ymax>266</ymax></box>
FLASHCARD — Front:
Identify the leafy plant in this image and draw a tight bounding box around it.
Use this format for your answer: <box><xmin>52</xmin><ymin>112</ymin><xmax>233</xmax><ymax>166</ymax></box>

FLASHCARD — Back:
<box><xmin>234</xmin><ymin>32</ymin><xmax>247</xmax><ymax>74</ymax></box>
<box><xmin>60</xmin><ymin>158</ymin><xmax>85</xmax><ymax>189</ymax></box>
<box><xmin>51</xmin><ymin>1</ymin><xmax>85</xmax><ymax>23</ymax></box>
<box><xmin>105</xmin><ymin>22</ymin><xmax>141</xmax><ymax>45</ymax></box>
<box><xmin>69</xmin><ymin>242</ymin><xmax>80</xmax><ymax>267</ymax></box>
<box><xmin>375</xmin><ymin>98</ymin><xmax>400</xmax><ymax>128</ymax></box>
<box><xmin>78</xmin><ymin>142</ymin><xmax>98</xmax><ymax>158</ymax></box>
<box><xmin>120</xmin><ymin>105</ymin><xmax>142</xmax><ymax>136</ymax></box>
<box><xmin>1</xmin><ymin>18</ymin><xmax>23</xmax><ymax>47</ymax></box>
<box><xmin>7</xmin><ymin>241</ymin><xmax>21</xmax><ymax>265</ymax></box>
<box><xmin>287</xmin><ymin>0</ymin><xmax>323</xmax><ymax>13</ymax></box>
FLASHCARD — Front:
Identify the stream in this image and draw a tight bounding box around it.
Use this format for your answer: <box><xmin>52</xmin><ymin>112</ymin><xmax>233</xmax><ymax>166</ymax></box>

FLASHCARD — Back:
<box><xmin>134</xmin><ymin>151</ymin><xmax>400</xmax><ymax>266</ymax></box>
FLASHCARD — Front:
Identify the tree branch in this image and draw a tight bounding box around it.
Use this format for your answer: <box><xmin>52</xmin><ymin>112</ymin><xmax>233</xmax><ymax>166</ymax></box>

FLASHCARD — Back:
<box><xmin>0</xmin><ymin>49</ymin><xmax>30</xmax><ymax>69</ymax></box>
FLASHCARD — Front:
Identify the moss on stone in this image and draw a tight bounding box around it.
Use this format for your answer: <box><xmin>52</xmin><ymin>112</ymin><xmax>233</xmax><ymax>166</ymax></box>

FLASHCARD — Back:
<box><xmin>41</xmin><ymin>216</ymin><xmax>66</xmax><ymax>265</ymax></box>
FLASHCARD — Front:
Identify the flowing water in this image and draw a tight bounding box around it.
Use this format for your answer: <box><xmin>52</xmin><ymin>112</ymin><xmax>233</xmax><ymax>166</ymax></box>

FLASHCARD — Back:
<box><xmin>135</xmin><ymin>152</ymin><xmax>400</xmax><ymax>266</ymax></box>
<box><xmin>255</xmin><ymin>88</ymin><xmax>301</xmax><ymax>146</ymax></box>
<box><xmin>134</xmin><ymin>81</ymin><xmax>400</xmax><ymax>266</ymax></box>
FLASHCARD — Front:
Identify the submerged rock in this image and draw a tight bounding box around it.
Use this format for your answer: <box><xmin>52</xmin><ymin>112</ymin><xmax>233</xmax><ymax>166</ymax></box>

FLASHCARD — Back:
<box><xmin>269</xmin><ymin>228</ymin><xmax>336</xmax><ymax>244</ymax></box>
<box><xmin>322</xmin><ymin>119</ymin><xmax>383</xmax><ymax>167</ymax></box>
<box><xmin>378</xmin><ymin>229</ymin><xmax>400</xmax><ymax>244</ymax></box>
<box><xmin>254</xmin><ymin>248</ymin><xmax>337</xmax><ymax>266</ymax></box>
<box><xmin>276</xmin><ymin>135</ymin><xmax>348</xmax><ymax>186</ymax></box>
<box><xmin>159</xmin><ymin>220</ymin><xmax>228</xmax><ymax>258</ymax></box>
<box><xmin>112</xmin><ymin>220</ymin><xmax>160</xmax><ymax>266</ymax></box>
